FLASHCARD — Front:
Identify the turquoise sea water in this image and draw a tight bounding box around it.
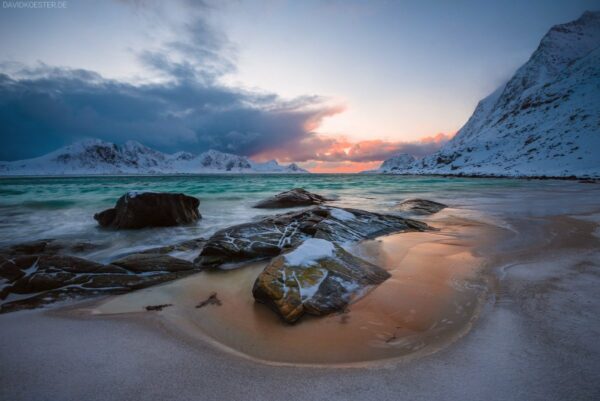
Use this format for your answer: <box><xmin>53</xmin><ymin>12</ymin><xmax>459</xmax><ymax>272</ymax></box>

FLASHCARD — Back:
<box><xmin>0</xmin><ymin>174</ymin><xmax>595</xmax><ymax>262</ymax></box>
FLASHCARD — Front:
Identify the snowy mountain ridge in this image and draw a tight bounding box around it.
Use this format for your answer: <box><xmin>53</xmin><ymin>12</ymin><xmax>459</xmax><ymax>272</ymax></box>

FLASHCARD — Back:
<box><xmin>376</xmin><ymin>11</ymin><xmax>600</xmax><ymax>178</ymax></box>
<box><xmin>362</xmin><ymin>153</ymin><xmax>416</xmax><ymax>174</ymax></box>
<box><xmin>0</xmin><ymin>139</ymin><xmax>309</xmax><ymax>175</ymax></box>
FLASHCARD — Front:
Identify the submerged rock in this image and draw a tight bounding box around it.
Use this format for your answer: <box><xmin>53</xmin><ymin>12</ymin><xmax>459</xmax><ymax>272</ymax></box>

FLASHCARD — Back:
<box><xmin>94</xmin><ymin>191</ymin><xmax>201</xmax><ymax>229</ymax></box>
<box><xmin>397</xmin><ymin>199</ymin><xmax>447</xmax><ymax>215</ymax></box>
<box><xmin>196</xmin><ymin>206</ymin><xmax>429</xmax><ymax>268</ymax></box>
<box><xmin>253</xmin><ymin>238</ymin><xmax>390</xmax><ymax>323</ymax></box>
<box><xmin>3</xmin><ymin>239</ymin><xmax>102</xmax><ymax>257</ymax></box>
<box><xmin>254</xmin><ymin>188</ymin><xmax>330</xmax><ymax>209</ymax></box>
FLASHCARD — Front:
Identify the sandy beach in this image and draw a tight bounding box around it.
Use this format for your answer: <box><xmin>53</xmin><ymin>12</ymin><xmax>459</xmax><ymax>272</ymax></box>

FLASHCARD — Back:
<box><xmin>1</xmin><ymin>181</ymin><xmax>599</xmax><ymax>401</ymax></box>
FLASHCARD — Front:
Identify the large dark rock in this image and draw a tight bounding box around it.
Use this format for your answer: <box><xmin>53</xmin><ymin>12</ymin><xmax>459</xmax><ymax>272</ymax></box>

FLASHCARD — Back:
<box><xmin>253</xmin><ymin>239</ymin><xmax>390</xmax><ymax>323</ymax></box>
<box><xmin>397</xmin><ymin>199</ymin><xmax>447</xmax><ymax>215</ymax></box>
<box><xmin>196</xmin><ymin>206</ymin><xmax>429</xmax><ymax>268</ymax></box>
<box><xmin>254</xmin><ymin>188</ymin><xmax>330</xmax><ymax>209</ymax></box>
<box><xmin>94</xmin><ymin>192</ymin><xmax>201</xmax><ymax>229</ymax></box>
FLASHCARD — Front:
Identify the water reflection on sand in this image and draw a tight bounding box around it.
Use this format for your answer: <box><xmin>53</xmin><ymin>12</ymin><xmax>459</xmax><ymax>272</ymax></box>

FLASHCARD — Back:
<box><xmin>94</xmin><ymin>215</ymin><xmax>496</xmax><ymax>366</ymax></box>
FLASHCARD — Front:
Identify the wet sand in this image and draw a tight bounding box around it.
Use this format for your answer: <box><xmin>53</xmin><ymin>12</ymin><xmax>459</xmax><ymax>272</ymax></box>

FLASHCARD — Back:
<box><xmin>91</xmin><ymin>214</ymin><xmax>495</xmax><ymax>366</ymax></box>
<box><xmin>1</xmin><ymin>184</ymin><xmax>600</xmax><ymax>400</ymax></box>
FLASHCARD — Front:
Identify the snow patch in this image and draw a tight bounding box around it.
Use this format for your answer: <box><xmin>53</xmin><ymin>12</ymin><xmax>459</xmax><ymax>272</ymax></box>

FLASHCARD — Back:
<box><xmin>284</xmin><ymin>238</ymin><xmax>336</xmax><ymax>266</ymax></box>
<box><xmin>329</xmin><ymin>208</ymin><xmax>355</xmax><ymax>221</ymax></box>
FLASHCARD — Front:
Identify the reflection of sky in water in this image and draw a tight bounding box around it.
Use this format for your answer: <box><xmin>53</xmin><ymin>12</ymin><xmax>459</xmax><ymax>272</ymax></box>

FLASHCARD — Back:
<box><xmin>0</xmin><ymin>175</ymin><xmax>598</xmax><ymax>262</ymax></box>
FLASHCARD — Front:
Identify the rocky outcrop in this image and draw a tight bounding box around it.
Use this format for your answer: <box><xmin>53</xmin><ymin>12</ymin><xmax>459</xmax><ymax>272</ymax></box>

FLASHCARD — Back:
<box><xmin>94</xmin><ymin>192</ymin><xmax>201</xmax><ymax>229</ymax></box>
<box><xmin>254</xmin><ymin>188</ymin><xmax>330</xmax><ymax>208</ymax></box>
<box><xmin>196</xmin><ymin>206</ymin><xmax>429</xmax><ymax>268</ymax></box>
<box><xmin>0</xmin><ymin>238</ymin><xmax>204</xmax><ymax>313</ymax></box>
<box><xmin>252</xmin><ymin>239</ymin><xmax>390</xmax><ymax>323</ymax></box>
<box><xmin>397</xmin><ymin>199</ymin><xmax>447</xmax><ymax>215</ymax></box>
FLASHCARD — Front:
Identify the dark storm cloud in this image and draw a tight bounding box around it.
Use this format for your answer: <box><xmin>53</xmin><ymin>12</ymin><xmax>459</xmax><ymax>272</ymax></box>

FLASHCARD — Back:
<box><xmin>0</xmin><ymin>0</ymin><xmax>346</xmax><ymax>161</ymax></box>
<box><xmin>0</xmin><ymin>65</ymin><xmax>340</xmax><ymax>160</ymax></box>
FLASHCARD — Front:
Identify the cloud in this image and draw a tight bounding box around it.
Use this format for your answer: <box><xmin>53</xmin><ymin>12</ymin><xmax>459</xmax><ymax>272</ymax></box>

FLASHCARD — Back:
<box><xmin>0</xmin><ymin>65</ymin><xmax>343</xmax><ymax>160</ymax></box>
<box><xmin>0</xmin><ymin>0</ymin><xmax>449</xmax><ymax>165</ymax></box>
<box><xmin>253</xmin><ymin>132</ymin><xmax>453</xmax><ymax>164</ymax></box>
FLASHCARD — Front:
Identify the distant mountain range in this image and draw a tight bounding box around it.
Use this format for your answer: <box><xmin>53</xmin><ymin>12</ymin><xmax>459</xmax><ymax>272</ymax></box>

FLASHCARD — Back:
<box><xmin>372</xmin><ymin>11</ymin><xmax>600</xmax><ymax>178</ymax></box>
<box><xmin>0</xmin><ymin>139</ymin><xmax>308</xmax><ymax>175</ymax></box>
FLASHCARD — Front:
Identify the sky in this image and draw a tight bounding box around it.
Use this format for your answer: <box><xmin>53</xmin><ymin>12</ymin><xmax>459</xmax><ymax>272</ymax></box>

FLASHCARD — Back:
<box><xmin>0</xmin><ymin>0</ymin><xmax>597</xmax><ymax>172</ymax></box>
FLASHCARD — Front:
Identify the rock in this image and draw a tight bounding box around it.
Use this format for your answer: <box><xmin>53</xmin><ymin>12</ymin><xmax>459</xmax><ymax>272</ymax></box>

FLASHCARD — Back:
<box><xmin>254</xmin><ymin>188</ymin><xmax>330</xmax><ymax>209</ymax></box>
<box><xmin>0</xmin><ymin>240</ymin><xmax>202</xmax><ymax>313</ymax></box>
<box><xmin>196</xmin><ymin>292</ymin><xmax>222</xmax><ymax>308</ymax></box>
<box><xmin>2</xmin><ymin>239</ymin><xmax>102</xmax><ymax>257</ymax></box>
<box><xmin>112</xmin><ymin>253</ymin><xmax>195</xmax><ymax>273</ymax></box>
<box><xmin>145</xmin><ymin>304</ymin><xmax>172</xmax><ymax>311</ymax></box>
<box><xmin>36</xmin><ymin>255</ymin><xmax>108</xmax><ymax>273</ymax></box>
<box><xmin>253</xmin><ymin>239</ymin><xmax>390</xmax><ymax>323</ymax></box>
<box><xmin>0</xmin><ymin>256</ymin><xmax>26</xmax><ymax>282</ymax></box>
<box><xmin>139</xmin><ymin>238</ymin><xmax>206</xmax><ymax>254</ymax></box>
<box><xmin>94</xmin><ymin>191</ymin><xmax>201</xmax><ymax>229</ymax></box>
<box><xmin>397</xmin><ymin>199</ymin><xmax>447</xmax><ymax>215</ymax></box>
<box><xmin>196</xmin><ymin>206</ymin><xmax>429</xmax><ymax>268</ymax></box>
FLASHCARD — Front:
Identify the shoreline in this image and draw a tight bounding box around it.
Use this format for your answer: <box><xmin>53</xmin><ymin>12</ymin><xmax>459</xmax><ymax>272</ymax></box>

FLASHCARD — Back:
<box><xmin>1</xmin><ymin>184</ymin><xmax>599</xmax><ymax>400</ymax></box>
<box><xmin>0</xmin><ymin>173</ymin><xmax>598</xmax><ymax>181</ymax></box>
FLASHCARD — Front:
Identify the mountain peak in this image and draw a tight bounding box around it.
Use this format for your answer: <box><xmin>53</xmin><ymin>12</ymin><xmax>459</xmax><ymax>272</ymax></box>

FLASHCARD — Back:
<box><xmin>376</xmin><ymin>12</ymin><xmax>600</xmax><ymax>178</ymax></box>
<box><xmin>0</xmin><ymin>140</ymin><xmax>310</xmax><ymax>175</ymax></box>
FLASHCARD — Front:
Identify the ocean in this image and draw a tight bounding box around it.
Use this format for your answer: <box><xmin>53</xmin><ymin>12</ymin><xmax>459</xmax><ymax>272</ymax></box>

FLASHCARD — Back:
<box><xmin>0</xmin><ymin>174</ymin><xmax>594</xmax><ymax>262</ymax></box>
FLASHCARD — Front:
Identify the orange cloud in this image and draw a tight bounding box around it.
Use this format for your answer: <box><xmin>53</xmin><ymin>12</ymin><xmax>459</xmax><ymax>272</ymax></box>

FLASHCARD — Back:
<box><xmin>253</xmin><ymin>131</ymin><xmax>455</xmax><ymax>172</ymax></box>
<box><xmin>305</xmin><ymin>160</ymin><xmax>382</xmax><ymax>173</ymax></box>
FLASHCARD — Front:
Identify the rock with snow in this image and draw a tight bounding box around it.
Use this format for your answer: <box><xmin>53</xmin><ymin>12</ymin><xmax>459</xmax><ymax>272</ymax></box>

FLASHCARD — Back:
<box><xmin>195</xmin><ymin>206</ymin><xmax>429</xmax><ymax>268</ymax></box>
<box><xmin>253</xmin><ymin>188</ymin><xmax>330</xmax><ymax>208</ymax></box>
<box><xmin>252</xmin><ymin>238</ymin><xmax>390</xmax><ymax>323</ymax></box>
<box><xmin>0</xmin><ymin>139</ymin><xmax>309</xmax><ymax>175</ymax></box>
<box><xmin>406</xmin><ymin>11</ymin><xmax>600</xmax><ymax>178</ymax></box>
<box><xmin>94</xmin><ymin>192</ymin><xmax>201</xmax><ymax>229</ymax></box>
<box><xmin>397</xmin><ymin>199</ymin><xmax>447</xmax><ymax>215</ymax></box>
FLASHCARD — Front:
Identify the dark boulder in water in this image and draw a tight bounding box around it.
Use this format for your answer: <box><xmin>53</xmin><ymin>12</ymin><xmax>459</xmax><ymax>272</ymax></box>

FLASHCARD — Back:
<box><xmin>253</xmin><ymin>238</ymin><xmax>390</xmax><ymax>323</ymax></box>
<box><xmin>254</xmin><ymin>188</ymin><xmax>330</xmax><ymax>209</ymax></box>
<box><xmin>94</xmin><ymin>191</ymin><xmax>201</xmax><ymax>229</ymax></box>
<box><xmin>397</xmin><ymin>199</ymin><xmax>447</xmax><ymax>215</ymax></box>
<box><xmin>196</xmin><ymin>206</ymin><xmax>429</xmax><ymax>268</ymax></box>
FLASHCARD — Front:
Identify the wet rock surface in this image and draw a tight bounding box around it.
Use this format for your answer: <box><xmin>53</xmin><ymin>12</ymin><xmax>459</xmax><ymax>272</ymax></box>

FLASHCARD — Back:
<box><xmin>138</xmin><ymin>238</ymin><xmax>206</xmax><ymax>256</ymax></box>
<box><xmin>397</xmin><ymin>199</ymin><xmax>448</xmax><ymax>215</ymax></box>
<box><xmin>0</xmin><ymin>238</ymin><xmax>204</xmax><ymax>313</ymax></box>
<box><xmin>196</xmin><ymin>206</ymin><xmax>429</xmax><ymax>268</ymax></box>
<box><xmin>253</xmin><ymin>188</ymin><xmax>330</xmax><ymax>209</ymax></box>
<box><xmin>253</xmin><ymin>239</ymin><xmax>390</xmax><ymax>323</ymax></box>
<box><xmin>112</xmin><ymin>253</ymin><xmax>195</xmax><ymax>273</ymax></box>
<box><xmin>94</xmin><ymin>192</ymin><xmax>201</xmax><ymax>229</ymax></box>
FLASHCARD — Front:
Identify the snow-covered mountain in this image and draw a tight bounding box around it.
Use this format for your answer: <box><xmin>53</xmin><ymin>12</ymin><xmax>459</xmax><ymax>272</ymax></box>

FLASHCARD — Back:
<box><xmin>0</xmin><ymin>139</ymin><xmax>309</xmax><ymax>175</ymax></box>
<box><xmin>378</xmin><ymin>11</ymin><xmax>600</xmax><ymax>178</ymax></box>
<box><xmin>363</xmin><ymin>154</ymin><xmax>416</xmax><ymax>174</ymax></box>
